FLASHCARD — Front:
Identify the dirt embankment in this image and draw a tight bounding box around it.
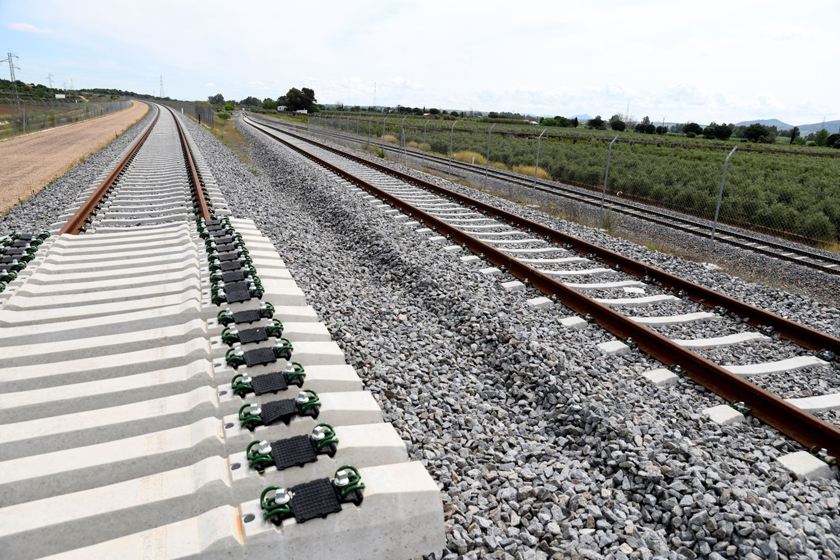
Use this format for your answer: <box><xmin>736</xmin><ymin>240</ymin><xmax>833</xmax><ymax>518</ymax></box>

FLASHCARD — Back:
<box><xmin>0</xmin><ymin>101</ymin><xmax>149</xmax><ymax>212</ymax></box>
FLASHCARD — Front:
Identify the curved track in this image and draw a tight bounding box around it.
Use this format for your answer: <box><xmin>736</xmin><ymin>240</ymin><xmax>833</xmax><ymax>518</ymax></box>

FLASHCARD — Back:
<box><xmin>244</xmin><ymin>115</ymin><xmax>840</xmax><ymax>464</ymax></box>
<box><xmin>250</xmin><ymin>114</ymin><xmax>840</xmax><ymax>275</ymax></box>
<box><xmin>0</xmin><ymin>105</ymin><xmax>443</xmax><ymax>560</ymax></box>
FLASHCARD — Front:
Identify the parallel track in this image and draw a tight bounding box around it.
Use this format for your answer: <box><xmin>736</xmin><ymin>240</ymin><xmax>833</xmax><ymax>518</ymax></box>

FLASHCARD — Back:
<box><xmin>250</xmin><ymin>115</ymin><xmax>840</xmax><ymax>275</ymax></box>
<box><xmin>245</xmin><ymin>115</ymin><xmax>840</xmax><ymax>461</ymax></box>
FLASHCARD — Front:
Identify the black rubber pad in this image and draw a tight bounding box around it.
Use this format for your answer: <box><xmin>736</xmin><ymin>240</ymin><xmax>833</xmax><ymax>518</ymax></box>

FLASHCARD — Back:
<box><xmin>2</xmin><ymin>248</ymin><xmax>24</xmax><ymax>256</ymax></box>
<box><xmin>260</xmin><ymin>399</ymin><xmax>298</xmax><ymax>425</ymax></box>
<box><xmin>210</xmin><ymin>229</ymin><xmax>231</xmax><ymax>238</ymax></box>
<box><xmin>270</xmin><ymin>435</ymin><xmax>318</xmax><ymax>471</ymax></box>
<box><xmin>232</xmin><ymin>309</ymin><xmax>262</xmax><ymax>324</ymax></box>
<box><xmin>220</xmin><ymin>260</ymin><xmax>244</xmax><ymax>272</ymax></box>
<box><xmin>244</xmin><ymin>347</ymin><xmax>277</xmax><ymax>368</ymax></box>
<box><xmin>289</xmin><ymin>478</ymin><xmax>342</xmax><ymax>523</ymax></box>
<box><xmin>0</xmin><ymin>257</ymin><xmax>15</xmax><ymax>265</ymax></box>
<box><xmin>238</xmin><ymin>327</ymin><xmax>268</xmax><ymax>344</ymax></box>
<box><xmin>216</xmin><ymin>243</ymin><xmax>237</xmax><ymax>253</ymax></box>
<box><xmin>218</xmin><ymin>252</ymin><xmax>240</xmax><ymax>262</ymax></box>
<box><xmin>224</xmin><ymin>283</ymin><xmax>252</xmax><ymax>304</ymax></box>
<box><xmin>11</xmin><ymin>240</ymin><xmax>28</xmax><ymax>247</ymax></box>
<box><xmin>214</xmin><ymin>236</ymin><xmax>234</xmax><ymax>245</ymax></box>
<box><xmin>205</xmin><ymin>219</ymin><xmax>223</xmax><ymax>227</ymax></box>
<box><xmin>222</xmin><ymin>270</ymin><xmax>246</xmax><ymax>283</ymax></box>
<box><xmin>16</xmin><ymin>234</ymin><xmax>34</xmax><ymax>241</ymax></box>
<box><xmin>251</xmin><ymin>372</ymin><xmax>289</xmax><ymax>395</ymax></box>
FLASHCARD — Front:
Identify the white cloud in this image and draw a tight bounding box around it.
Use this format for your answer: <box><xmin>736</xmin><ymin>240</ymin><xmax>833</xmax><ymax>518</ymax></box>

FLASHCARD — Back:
<box><xmin>205</xmin><ymin>83</ymin><xmax>215</xmax><ymax>87</ymax></box>
<box><xmin>247</xmin><ymin>80</ymin><xmax>268</xmax><ymax>90</ymax></box>
<box><xmin>8</xmin><ymin>23</ymin><xmax>51</xmax><ymax>34</ymax></box>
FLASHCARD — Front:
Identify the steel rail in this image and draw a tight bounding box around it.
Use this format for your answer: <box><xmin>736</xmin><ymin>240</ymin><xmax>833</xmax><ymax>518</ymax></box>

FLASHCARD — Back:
<box><xmin>59</xmin><ymin>104</ymin><xmax>211</xmax><ymax>235</ymax></box>
<box><xmin>166</xmin><ymin>106</ymin><xmax>212</xmax><ymax>221</ymax></box>
<box><xmin>245</xmin><ymin>116</ymin><xmax>840</xmax><ymax>458</ymax></box>
<box><xmin>59</xmin><ymin>104</ymin><xmax>160</xmax><ymax>235</ymax></box>
<box><xmin>252</xmin><ymin>115</ymin><xmax>840</xmax><ymax>273</ymax></box>
<box><xmin>246</xmin><ymin>117</ymin><xmax>840</xmax><ymax>355</ymax></box>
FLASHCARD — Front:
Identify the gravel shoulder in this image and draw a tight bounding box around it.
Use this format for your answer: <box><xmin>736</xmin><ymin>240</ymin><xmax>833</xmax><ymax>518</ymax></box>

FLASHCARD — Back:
<box><xmin>0</xmin><ymin>101</ymin><xmax>149</xmax><ymax>213</ymax></box>
<box><xmin>168</xmin><ymin>113</ymin><xmax>840</xmax><ymax>560</ymax></box>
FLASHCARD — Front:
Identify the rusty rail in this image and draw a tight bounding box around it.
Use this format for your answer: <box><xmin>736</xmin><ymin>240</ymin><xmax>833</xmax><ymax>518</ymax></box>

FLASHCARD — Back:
<box><xmin>245</xmin><ymin>116</ymin><xmax>840</xmax><ymax>459</ymax></box>
<box><xmin>59</xmin><ymin>104</ymin><xmax>159</xmax><ymax>235</ymax></box>
<box><xmin>58</xmin><ymin>104</ymin><xmax>211</xmax><ymax>235</ymax></box>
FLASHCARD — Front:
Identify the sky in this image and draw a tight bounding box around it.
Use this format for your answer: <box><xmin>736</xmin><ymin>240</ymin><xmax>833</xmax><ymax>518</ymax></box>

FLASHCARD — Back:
<box><xmin>1</xmin><ymin>0</ymin><xmax>837</xmax><ymax>125</ymax></box>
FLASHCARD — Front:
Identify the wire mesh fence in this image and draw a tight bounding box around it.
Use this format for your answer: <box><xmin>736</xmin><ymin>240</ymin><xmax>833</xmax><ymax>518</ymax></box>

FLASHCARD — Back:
<box><xmin>304</xmin><ymin>114</ymin><xmax>840</xmax><ymax>257</ymax></box>
<box><xmin>0</xmin><ymin>98</ymin><xmax>132</xmax><ymax>140</ymax></box>
<box><xmin>158</xmin><ymin>100</ymin><xmax>215</xmax><ymax>128</ymax></box>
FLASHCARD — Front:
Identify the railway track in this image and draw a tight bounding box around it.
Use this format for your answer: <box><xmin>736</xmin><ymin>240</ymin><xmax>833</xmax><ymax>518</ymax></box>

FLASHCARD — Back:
<box><xmin>249</xmin><ymin>114</ymin><xmax>840</xmax><ymax>275</ymax></box>
<box><xmin>0</xmin><ymin>104</ymin><xmax>444</xmax><ymax>559</ymax></box>
<box><xmin>243</xmin><ymin>115</ymin><xmax>840</xmax><ymax>479</ymax></box>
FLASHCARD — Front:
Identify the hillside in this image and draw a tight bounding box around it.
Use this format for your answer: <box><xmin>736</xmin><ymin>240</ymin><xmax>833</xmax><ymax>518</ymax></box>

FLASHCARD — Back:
<box><xmin>797</xmin><ymin>120</ymin><xmax>840</xmax><ymax>134</ymax></box>
<box><xmin>734</xmin><ymin>118</ymin><xmax>793</xmax><ymax>130</ymax></box>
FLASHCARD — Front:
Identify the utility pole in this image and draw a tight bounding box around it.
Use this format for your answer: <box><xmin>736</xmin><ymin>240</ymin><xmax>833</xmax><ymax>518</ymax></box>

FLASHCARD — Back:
<box><xmin>2</xmin><ymin>52</ymin><xmax>23</xmax><ymax>133</ymax></box>
<box><xmin>70</xmin><ymin>78</ymin><xmax>74</xmax><ymax>91</ymax></box>
<box><xmin>372</xmin><ymin>82</ymin><xmax>376</xmax><ymax>110</ymax></box>
<box><xmin>46</xmin><ymin>73</ymin><xmax>54</xmax><ymax>88</ymax></box>
<box><xmin>160</xmin><ymin>75</ymin><xmax>165</xmax><ymax>98</ymax></box>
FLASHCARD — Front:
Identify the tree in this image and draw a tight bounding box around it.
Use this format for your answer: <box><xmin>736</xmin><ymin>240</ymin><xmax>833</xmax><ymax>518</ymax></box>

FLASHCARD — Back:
<box><xmin>789</xmin><ymin>126</ymin><xmax>800</xmax><ymax>145</ymax></box>
<box><xmin>826</xmin><ymin>133</ymin><xmax>840</xmax><ymax>148</ymax></box>
<box><xmin>208</xmin><ymin>93</ymin><xmax>225</xmax><ymax>104</ymax></box>
<box><xmin>262</xmin><ymin>98</ymin><xmax>278</xmax><ymax>110</ymax></box>
<box><xmin>224</xmin><ymin>102</ymin><xmax>234</xmax><ymax>111</ymax></box>
<box><xmin>609</xmin><ymin>114</ymin><xmax>623</xmax><ymax>125</ymax></box>
<box><xmin>429</xmin><ymin>108</ymin><xmax>441</xmax><ymax>115</ymax></box>
<box><xmin>587</xmin><ymin>115</ymin><xmax>606</xmax><ymax>130</ymax></box>
<box><xmin>744</xmin><ymin>123</ymin><xmax>771</xmax><ymax>142</ymax></box>
<box><xmin>682</xmin><ymin>122</ymin><xmax>702</xmax><ymax>135</ymax></box>
<box><xmin>815</xmin><ymin>129</ymin><xmax>830</xmax><ymax>147</ymax></box>
<box><xmin>655</xmin><ymin>125</ymin><xmax>667</xmax><ymax>135</ymax></box>
<box><xmin>571</xmin><ymin>117</ymin><xmax>579</xmax><ymax>128</ymax></box>
<box><xmin>278</xmin><ymin>87</ymin><xmax>318</xmax><ymax>112</ymax></box>
<box><xmin>240</xmin><ymin>96</ymin><xmax>261</xmax><ymax>107</ymax></box>
<box><xmin>641</xmin><ymin>116</ymin><xmax>652</xmax><ymax>126</ymax></box>
<box><xmin>610</xmin><ymin>119</ymin><xmax>626</xmax><ymax>132</ymax></box>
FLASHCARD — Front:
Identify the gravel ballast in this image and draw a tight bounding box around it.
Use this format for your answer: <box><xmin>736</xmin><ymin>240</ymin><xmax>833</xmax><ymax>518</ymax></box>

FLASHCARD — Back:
<box><xmin>0</xmin><ymin>106</ymin><xmax>157</xmax><ymax>237</ymax></box>
<box><xmin>160</xmin><ymin>114</ymin><xmax>840</xmax><ymax>560</ymax></box>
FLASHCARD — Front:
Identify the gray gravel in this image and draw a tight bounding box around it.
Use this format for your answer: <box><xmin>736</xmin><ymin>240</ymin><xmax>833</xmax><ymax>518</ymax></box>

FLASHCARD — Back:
<box><xmin>0</xmin><ymin>107</ymin><xmax>157</xmax><ymax>236</ymax></box>
<box><xmin>178</xmin><ymin>113</ymin><xmax>840</xmax><ymax>560</ymax></box>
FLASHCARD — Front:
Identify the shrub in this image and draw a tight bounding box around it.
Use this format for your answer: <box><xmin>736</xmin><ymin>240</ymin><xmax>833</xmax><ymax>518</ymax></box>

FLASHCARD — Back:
<box><xmin>826</xmin><ymin>133</ymin><xmax>840</xmax><ymax>148</ymax></box>
<box><xmin>217</xmin><ymin>113</ymin><xmax>231</xmax><ymax>120</ymax></box>
<box><xmin>512</xmin><ymin>165</ymin><xmax>551</xmax><ymax>179</ymax></box>
<box><xmin>381</xmin><ymin>134</ymin><xmax>398</xmax><ymax>144</ymax></box>
<box><xmin>224</xmin><ymin>102</ymin><xmax>234</xmax><ymax>111</ymax></box>
<box><xmin>490</xmin><ymin>161</ymin><xmax>510</xmax><ymax>171</ymax></box>
<box><xmin>453</xmin><ymin>151</ymin><xmax>487</xmax><ymax>165</ymax></box>
<box><xmin>610</xmin><ymin>120</ymin><xmax>626</xmax><ymax>132</ymax></box>
<box><xmin>683</xmin><ymin>123</ymin><xmax>703</xmax><ymax>135</ymax></box>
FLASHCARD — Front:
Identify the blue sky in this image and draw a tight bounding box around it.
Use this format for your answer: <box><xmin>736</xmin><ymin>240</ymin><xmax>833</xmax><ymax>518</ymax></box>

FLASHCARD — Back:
<box><xmin>1</xmin><ymin>0</ymin><xmax>837</xmax><ymax>125</ymax></box>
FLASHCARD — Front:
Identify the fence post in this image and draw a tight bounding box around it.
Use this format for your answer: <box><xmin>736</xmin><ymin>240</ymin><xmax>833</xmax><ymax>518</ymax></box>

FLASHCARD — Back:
<box><xmin>598</xmin><ymin>135</ymin><xmax>619</xmax><ymax>229</ymax></box>
<box><xmin>448</xmin><ymin>120</ymin><xmax>459</xmax><ymax>174</ymax></box>
<box><xmin>421</xmin><ymin>120</ymin><xmax>430</xmax><ymax>171</ymax></box>
<box><xmin>400</xmin><ymin>115</ymin><xmax>408</xmax><ymax>164</ymax></box>
<box><xmin>307</xmin><ymin>114</ymin><xmax>310</xmax><ymax>136</ymax></box>
<box><xmin>706</xmin><ymin>145</ymin><xmax>739</xmax><ymax>263</ymax></box>
<box><xmin>533</xmin><ymin>128</ymin><xmax>546</xmax><ymax>188</ymax></box>
<box><xmin>368</xmin><ymin>117</ymin><xmax>373</xmax><ymax>154</ymax></box>
<box><xmin>484</xmin><ymin>124</ymin><xmax>496</xmax><ymax>189</ymax></box>
<box><xmin>380</xmin><ymin>116</ymin><xmax>389</xmax><ymax>155</ymax></box>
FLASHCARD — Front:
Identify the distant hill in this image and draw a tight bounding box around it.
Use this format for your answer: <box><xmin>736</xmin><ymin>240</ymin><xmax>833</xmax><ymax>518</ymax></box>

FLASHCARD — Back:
<box><xmin>797</xmin><ymin>120</ymin><xmax>840</xmax><ymax>134</ymax></box>
<box><xmin>573</xmin><ymin>114</ymin><xmax>593</xmax><ymax>121</ymax></box>
<box><xmin>735</xmin><ymin>118</ymin><xmax>793</xmax><ymax>130</ymax></box>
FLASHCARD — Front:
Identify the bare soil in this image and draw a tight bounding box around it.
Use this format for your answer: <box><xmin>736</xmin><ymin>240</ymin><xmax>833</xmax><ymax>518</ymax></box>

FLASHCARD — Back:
<box><xmin>0</xmin><ymin>101</ymin><xmax>149</xmax><ymax>212</ymax></box>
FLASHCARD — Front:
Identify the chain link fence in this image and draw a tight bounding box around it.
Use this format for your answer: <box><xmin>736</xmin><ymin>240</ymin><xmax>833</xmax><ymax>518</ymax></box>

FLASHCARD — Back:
<box><xmin>157</xmin><ymin>100</ymin><xmax>214</xmax><ymax>128</ymax></box>
<box><xmin>0</xmin><ymin>98</ymin><xmax>132</xmax><ymax>140</ymax></box>
<box><xmin>304</xmin><ymin>114</ymin><xmax>840</xmax><ymax>258</ymax></box>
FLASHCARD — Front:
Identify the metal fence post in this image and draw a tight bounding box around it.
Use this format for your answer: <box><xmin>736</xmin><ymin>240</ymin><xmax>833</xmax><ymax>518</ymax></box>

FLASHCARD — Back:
<box><xmin>448</xmin><ymin>120</ymin><xmax>459</xmax><ymax>174</ymax></box>
<box><xmin>706</xmin><ymin>146</ymin><xmax>739</xmax><ymax>263</ymax></box>
<box><xmin>368</xmin><ymin>117</ymin><xmax>373</xmax><ymax>154</ymax></box>
<box><xmin>484</xmin><ymin>124</ymin><xmax>496</xmax><ymax>189</ymax></box>
<box><xmin>400</xmin><ymin>116</ymin><xmax>408</xmax><ymax>164</ymax></box>
<box><xmin>421</xmin><ymin>120</ymin><xmax>429</xmax><ymax>171</ymax></box>
<box><xmin>598</xmin><ymin>135</ymin><xmax>619</xmax><ymax>229</ymax></box>
<box><xmin>533</xmin><ymin>128</ymin><xmax>546</xmax><ymax>188</ymax></box>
